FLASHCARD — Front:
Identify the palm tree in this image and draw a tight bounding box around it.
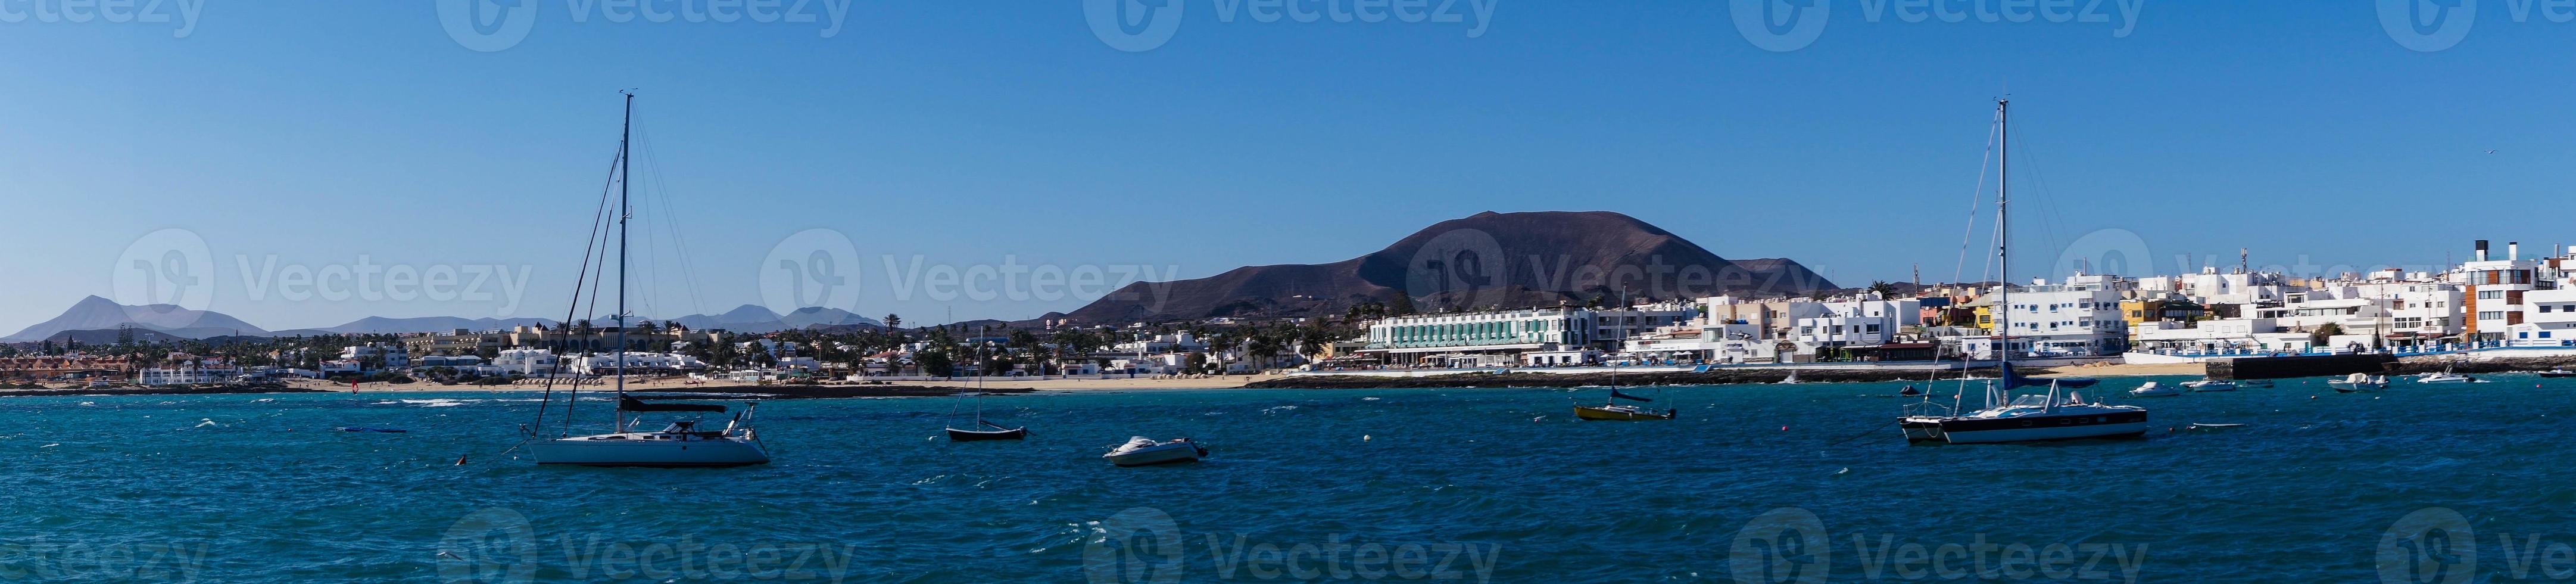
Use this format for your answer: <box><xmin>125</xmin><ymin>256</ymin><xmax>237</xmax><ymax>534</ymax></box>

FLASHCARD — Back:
<box><xmin>884</xmin><ymin>313</ymin><xmax>901</xmax><ymax>331</ymax></box>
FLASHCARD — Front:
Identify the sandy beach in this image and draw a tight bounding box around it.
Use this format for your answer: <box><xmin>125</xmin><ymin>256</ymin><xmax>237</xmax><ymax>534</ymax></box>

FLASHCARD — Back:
<box><xmin>282</xmin><ymin>374</ymin><xmax>1288</xmax><ymax>393</ymax></box>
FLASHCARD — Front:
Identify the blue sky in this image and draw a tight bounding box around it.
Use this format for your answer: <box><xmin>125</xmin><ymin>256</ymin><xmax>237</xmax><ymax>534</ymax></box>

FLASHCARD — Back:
<box><xmin>1</xmin><ymin>1</ymin><xmax>2567</xmax><ymax>333</ymax></box>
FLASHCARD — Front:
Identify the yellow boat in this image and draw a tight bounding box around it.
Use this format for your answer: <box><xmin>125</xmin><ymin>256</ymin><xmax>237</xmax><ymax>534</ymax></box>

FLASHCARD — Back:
<box><xmin>1573</xmin><ymin>403</ymin><xmax>1675</xmax><ymax>421</ymax></box>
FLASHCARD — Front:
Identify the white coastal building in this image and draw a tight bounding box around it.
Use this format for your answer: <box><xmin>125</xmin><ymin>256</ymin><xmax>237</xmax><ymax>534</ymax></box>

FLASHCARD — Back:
<box><xmin>492</xmin><ymin>349</ymin><xmax>560</xmax><ymax>375</ymax></box>
<box><xmin>569</xmin><ymin>352</ymin><xmax>708</xmax><ymax>375</ymax></box>
<box><xmin>1794</xmin><ymin>298</ymin><xmax>1922</xmax><ymax>350</ymax></box>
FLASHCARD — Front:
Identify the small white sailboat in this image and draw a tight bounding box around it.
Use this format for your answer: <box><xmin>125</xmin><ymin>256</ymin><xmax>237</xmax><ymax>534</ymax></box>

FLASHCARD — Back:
<box><xmin>520</xmin><ymin>92</ymin><xmax>770</xmax><ymax>468</ymax></box>
<box><xmin>2127</xmin><ymin>381</ymin><xmax>2182</xmax><ymax>397</ymax></box>
<box><xmin>2182</xmin><ymin>378</ymin><xmax>2237</xmax><ymax>392</ymax></box>
<box><xmin>1103</xmin><ymin>436</ymin><xmax>1207</xmax><ymax>467</ymax></box>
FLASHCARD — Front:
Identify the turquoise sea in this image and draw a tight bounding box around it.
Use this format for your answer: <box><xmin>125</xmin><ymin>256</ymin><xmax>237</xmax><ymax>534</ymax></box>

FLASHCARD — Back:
<box><xmin>9</xmin><ymin>375</ymin><xmax>2574</xmax><ymax>582</ymax></box>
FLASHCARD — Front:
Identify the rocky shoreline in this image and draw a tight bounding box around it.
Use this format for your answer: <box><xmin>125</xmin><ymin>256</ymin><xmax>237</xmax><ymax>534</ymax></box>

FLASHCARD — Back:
<box><xmin>2388</xmin><ymin>355</ymin><xmax>2576</xmax><ymax>375</ymax></box>
<box><xmin>0</xmin><ymin>383</ymin><xmax>341</xmax><ymax>397</ymax></box>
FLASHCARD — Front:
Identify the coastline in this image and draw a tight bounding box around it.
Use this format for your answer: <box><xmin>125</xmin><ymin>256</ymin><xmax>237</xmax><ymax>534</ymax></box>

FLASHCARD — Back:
<box><xmin>27</xmin><ymin>356</ymin><xmax>2570</xmax><ymax>397</ymax></box>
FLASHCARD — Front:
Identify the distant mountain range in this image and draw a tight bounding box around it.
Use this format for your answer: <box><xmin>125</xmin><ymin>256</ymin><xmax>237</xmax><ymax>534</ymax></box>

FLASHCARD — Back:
<box><xmin>1056</xmin><ymin>210</ymin><xmax>1836</xmax><ymax>324</ymax></box>
<box><xmin>1</xmin><ymin>296</ymin><xmax>884</xmax><ymax>342</ymax></box>
<box><xmin>8</xmin><ymin>212</ymin><xmax>1842</xmax><ymax>340</ymax></box>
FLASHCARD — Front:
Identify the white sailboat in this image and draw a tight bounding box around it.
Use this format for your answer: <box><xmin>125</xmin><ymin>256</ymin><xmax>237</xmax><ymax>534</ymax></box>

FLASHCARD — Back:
<box><xmin>522</xmin><ymin>92</ymin><xmax>771</xmax><ymax>468</ymax></box>
<box><xmin>1898</xmin><ymin>99</ymin><xmax>2147</xmax><ymax>445</ymax></box>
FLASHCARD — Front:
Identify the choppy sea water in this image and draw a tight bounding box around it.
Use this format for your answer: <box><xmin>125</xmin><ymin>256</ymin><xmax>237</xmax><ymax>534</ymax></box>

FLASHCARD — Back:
<box><xmin>7</xmin><ymin>375</ymin><xmax>2574</xmax><ymax>582</ymax></box>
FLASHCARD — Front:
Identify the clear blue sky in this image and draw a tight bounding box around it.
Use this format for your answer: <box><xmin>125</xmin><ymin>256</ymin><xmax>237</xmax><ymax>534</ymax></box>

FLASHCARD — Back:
<box><xmin>1</xmin><ymin>1</ymin><xmax>2566</xmax><ymax>333</ymax></box>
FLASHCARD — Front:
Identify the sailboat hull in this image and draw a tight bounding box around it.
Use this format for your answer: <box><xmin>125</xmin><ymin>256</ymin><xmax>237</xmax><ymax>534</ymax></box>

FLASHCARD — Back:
<box><xmin>947</xmin><ymin>427</ymin><xmax>1027</xmax><ymax>442</ymax></box>
<box><xmin>528</xmin><ymin>434</ymin><xmax>771</xmax><ymax>467</ymax></box>
<box><xmin>1900</xmin><ymin>417</ymin><xmax>1948</xmax><ymax>442</ymax></box>
<box><xmin>1932</xmin><ymin>412</ymin><xmax>2150</xmax><ymax>444</ymax></box>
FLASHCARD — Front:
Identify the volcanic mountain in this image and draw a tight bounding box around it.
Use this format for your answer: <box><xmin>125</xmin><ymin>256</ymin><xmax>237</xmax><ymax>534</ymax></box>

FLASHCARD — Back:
<box><xmin>1059</xmin><ymin>211</ymin><xmax>1835</xmax><ymax>324</ymax></box>
<box><xmin>2</xmin><ymin>296</ymin><xmax>272</xmax><ymax>341</ymax></box>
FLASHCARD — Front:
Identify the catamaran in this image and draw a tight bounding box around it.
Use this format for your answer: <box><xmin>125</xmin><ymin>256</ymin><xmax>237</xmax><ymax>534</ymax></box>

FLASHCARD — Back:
<box><xmin>1897</xmin><ymin>98</ymin><xmax>2148</xmax><ymax>445</ymax></box>
<box><xmin>519</xmin><ymin>92</ymin><xmax>771</xmax><ymax>468</ymax></box>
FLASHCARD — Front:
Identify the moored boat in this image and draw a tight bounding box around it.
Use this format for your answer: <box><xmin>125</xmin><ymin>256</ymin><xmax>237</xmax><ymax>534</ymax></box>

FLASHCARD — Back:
<box><xmin>2127</xmin><ymin>381</ymin><xmax>2182</xmax><ymax>397</ymax></box>
<box><xmin>1573</xmin><ymin>388</ymin><xmax>1674</xmax><ymax>421</ymax></box>
<box><xmin>2183</xmin><ymin>379</ymin><xmax>2237</xmax><ymax>392</ymax></box>
<box><xmin>1104</xmin><ymin>437</ymin><xmax>1207</xmax><ymax>467</ymax></box>
<box><xmin>519</xmin><ymin>93</ymin><xmax>771</xmax><ymax>469</ymax></box>
<box><xmin>2416</xmin><ymin>372</ymin><xmax>2479</xmax><ymax>384</ymax></box>
<box><xmin>2328</xmin><ymin>372</ymin><xmax>2387</xmax><ymax>392</ymax></box>
<box><xmin>947</xmin><ymin>423</ymin><xmax>1028</xmax><ymax>442</ymax></box>
<box><xmin>2540</xmin><ymin>369</ymin><xmax>2576</xmax><ymax>378</ymax></box>
<box><xmin>1892</xmin><ymin>99</ymin><xmax>2148</xmax><ymax>445</ymax></box>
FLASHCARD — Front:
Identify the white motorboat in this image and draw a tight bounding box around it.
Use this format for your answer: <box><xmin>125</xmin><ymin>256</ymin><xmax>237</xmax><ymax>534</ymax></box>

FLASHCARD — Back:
<box><xmin>2328</xmin><ymin>373</ymin><xmax>2388</xmax><ymax>392</ymax></box>
<box><xmin>2182</xmin><ymin>379</ymin><xmax>2237</xmax><ymax>392</ymax></box>
<box><xmin>2128</xmin><ymin>381</ymin><xmax>2182</xmax><ymax>397</ymax></box>
<box><xmin>518</xmin><ymin>92</ymin><xmax>772</xmax><ymax>469</ymax></box>
<box><xmin>2416</xmin><ymin>371</ymin><xmax>2480</xmax><ymax>384</ymax></box>
<box><xmin>1104</xmin><ymin>437</ymin><xmax>1208</xmax><ymax>467</ymax></box>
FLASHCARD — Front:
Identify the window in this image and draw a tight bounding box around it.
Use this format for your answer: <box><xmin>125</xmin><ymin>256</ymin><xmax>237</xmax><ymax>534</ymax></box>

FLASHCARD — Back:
<box><xmin>2481</xmin><ymin>311</ymin><xmax>2506</xmax><ymax>321</ymax></box>
<box><xmin>2480</xmin><ymin>291</ymin><xmax>2505</xmax><ymax>300</ymax></box>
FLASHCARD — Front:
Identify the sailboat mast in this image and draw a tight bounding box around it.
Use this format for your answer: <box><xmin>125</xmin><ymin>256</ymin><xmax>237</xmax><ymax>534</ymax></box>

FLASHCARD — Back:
<box><xmin>1996</xmin><ymin>98</ymin><xmax>2011</xmax><ymax>402</ymax></box>
<box><xmin>615</xmin><ymin>91</ymin><xmax>634</xmax><ymax>423</ymax></box>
